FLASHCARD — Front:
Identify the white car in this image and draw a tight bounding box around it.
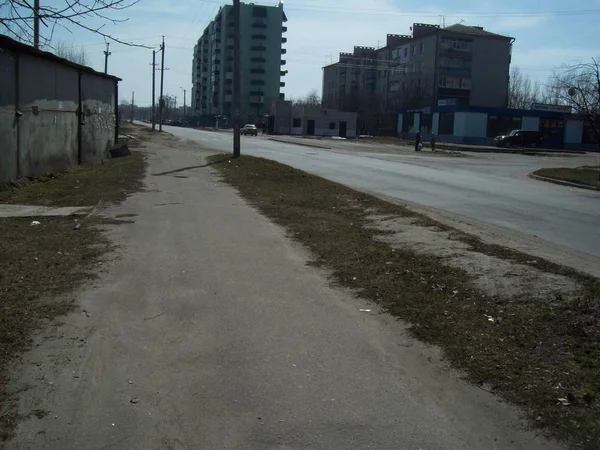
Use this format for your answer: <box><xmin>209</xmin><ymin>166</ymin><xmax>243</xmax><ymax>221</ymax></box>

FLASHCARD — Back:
<box><xmin>240</xmin><ymin>124</ymin><xmax>258</xmax><ymax>136</ymax></box>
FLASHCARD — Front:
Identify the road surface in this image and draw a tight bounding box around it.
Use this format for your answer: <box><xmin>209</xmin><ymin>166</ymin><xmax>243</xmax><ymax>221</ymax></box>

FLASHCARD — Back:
<box><xmin>160</xmin><ymin>125</ymin><xmax>600</xmax><ymax>259</ymax></box>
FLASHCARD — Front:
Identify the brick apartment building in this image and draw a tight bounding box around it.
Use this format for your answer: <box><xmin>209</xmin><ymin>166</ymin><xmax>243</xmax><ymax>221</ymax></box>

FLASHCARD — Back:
<box><xmin>321</xmin><ymin>23</ymin><xmax>514</xmax><ymax>133</ymax></box>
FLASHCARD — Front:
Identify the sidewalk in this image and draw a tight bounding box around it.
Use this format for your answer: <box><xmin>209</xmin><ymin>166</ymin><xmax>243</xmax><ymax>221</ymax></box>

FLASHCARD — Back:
<box><xmin>0</xmin><ymin>204</ymin><xmax>92</xmax><ymax>218</ymax></box>
<box><xmin>6</xmin><ymin>138</ymin><xmax>560</xmax><ymax>449</ymax></box>
<box><xmin>267</xmin><ymin>134</ymin><xmax>585</xmax><ymax>155</ymax></box>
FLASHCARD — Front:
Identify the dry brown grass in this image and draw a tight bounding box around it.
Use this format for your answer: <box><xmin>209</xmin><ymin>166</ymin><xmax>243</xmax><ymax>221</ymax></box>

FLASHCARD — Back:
<box><xmin>210</xmin><ymin>154</ymin><xmax>600</xmax><ymax>449</ymax></box>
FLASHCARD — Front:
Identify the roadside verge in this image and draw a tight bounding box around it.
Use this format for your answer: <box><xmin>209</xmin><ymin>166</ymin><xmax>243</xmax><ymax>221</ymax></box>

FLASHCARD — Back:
<box><xmin>0</xmin><ymin>124</ymin><xmax>148</xmax><ymax>441</ymax></box>
<box><xmin>530</xmin><ymin>167</ymin><xmax>600</xmax><ymax>191</ymax></box>
<box><xmin>209</xmin><ymin>154</ymin><xmax>600</xmax><ymax>449</ymax></box>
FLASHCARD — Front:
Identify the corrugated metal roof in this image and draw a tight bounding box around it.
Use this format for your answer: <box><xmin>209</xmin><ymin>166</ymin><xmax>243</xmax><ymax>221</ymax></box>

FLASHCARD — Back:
<box><xmin>443</xmin><ymin>24</ymin><xmax>513</xmax><ymax>40</ymax></box>
<box><xmin>0</xmin><ymin>35</ymin><xmax>122</xmax><ymax>81</ymax></box>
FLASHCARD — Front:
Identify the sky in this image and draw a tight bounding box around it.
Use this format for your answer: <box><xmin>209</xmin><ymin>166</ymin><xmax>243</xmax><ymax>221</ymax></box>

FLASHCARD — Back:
<box><xmin>11</xmin><ymin>0</ymin><xmax>600</xmax><ymax>106</ymax></box>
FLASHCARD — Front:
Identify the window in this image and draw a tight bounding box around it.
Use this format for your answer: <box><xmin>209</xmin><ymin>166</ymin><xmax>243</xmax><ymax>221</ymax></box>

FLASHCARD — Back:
<box><xmin>404</xmin><ymin>47</ymin><xmax>408</xmax><ymax>57</ymax></box>
<box><xmin>251</xmin><ymin>57</ymin><xmax>266</xmax><ymax>63</ymax></box>
<box><xmin>251</xmin><ymin>79</ymin><xmax>265</xmax><ymax>85</ymax></box>
<box><xmin>251</xmin><ymin>45</ymin><xmax>266</xmax><ymax>51</ymax></box>
<box><xmin>329</xmin><ymin>122</ymin><xmax>336</xmax><ymax>130</ymax></box>
<box><xmin>252</xmin><ymin>6</ymin><xmax>267</xmax><ymax>17</ymax></box>
<box><xmin>251</xmin><ymin>68</ymin><xmax>265</xmax><ymax>74</ymax></box>
<box><xmin>252</xmin><ymin>34</ymin><xmax>267</xmax><ymax>40</ymax></box>
<box><xmin>420</xmin><ymin>42</ymin><xmax>424</xmax><ymax>53</ymax></box>
<box><xmin>411</xmin><ymin>45</ymin><xmax>416</xmax><ymax>55</ymax></box>
<box><xmin>293</xmin><ymin>118</ymin><xmax>301</xmax><ymax>127</ymax></box>
<box><xmin>252</xmin><ymin>22</ymin><xmax>267</xmax><ymax>29</ymax></box>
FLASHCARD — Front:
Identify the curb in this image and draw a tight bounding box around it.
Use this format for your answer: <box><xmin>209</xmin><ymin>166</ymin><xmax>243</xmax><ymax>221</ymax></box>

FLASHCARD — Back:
<box><xmin>268</xmin><ymin>137</ymin><xmax>332</xmax><ymax>150</ymax></box>
<box><xmin>528</xmin><ymin>173</ymin><xmax>600</xmax><ymax>191</ymax></box>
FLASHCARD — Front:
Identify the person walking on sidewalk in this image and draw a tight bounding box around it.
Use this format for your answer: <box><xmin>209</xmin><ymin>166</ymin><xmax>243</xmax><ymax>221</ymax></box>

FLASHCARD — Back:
<box><xmin>430</xmin><ymin>134</ymin><xmax>436</xmax><ymax>152</ymax></box>
<box><xmin>415</xmin><ymin>132</ymin><xmax>423</xmax><ymax>152</ymax></box>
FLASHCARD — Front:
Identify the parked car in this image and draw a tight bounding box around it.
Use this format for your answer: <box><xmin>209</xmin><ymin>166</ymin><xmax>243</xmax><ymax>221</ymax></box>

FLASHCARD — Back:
<box><xmin>241</xmin><ymin>124</ymin><xmax>258</xmax><ymax>136</ymax></box>
<box><xmin>494</xmin><ymin>130</ymin><xmax>541</xmax><ymax>148</ymax></box>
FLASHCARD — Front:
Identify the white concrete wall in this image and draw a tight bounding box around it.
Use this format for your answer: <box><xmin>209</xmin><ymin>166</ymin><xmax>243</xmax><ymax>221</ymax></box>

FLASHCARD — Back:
<box><xmin>453</xmin><ymin>112</ymin><xmax>468</xmax><ymax>136</ymax></box>
<box><xmin>564</xmin><ymin>120</ymin><xmax>584</xmax><ymax>144</ymax></box>
<box><xmin>521</xmin><ymin>116</ymin><xmax>540</xmax><ymax>131</ymax></box>
<box><xmin>432</xmin><ymin>113</ymin><xmax>439</xmax><ymax>135</ymax></box>
<box><xmin>464</xmin><ymin>112</ymin><xmax>488</xmax><ymax>137</ymax></box>
<box><xmin>413</xmin><ymin>113</ymin><xmax>420</xmax><ymax>132</ymax></box>
<box><xmin>453</xmin><ymin>112</ymin><xmax>487</xmax><ymax>137</ymax></box>
<box><xmin>290</xmin><ymin>127</ymin><xmax>302</xmax><ymax>135</ymax></box>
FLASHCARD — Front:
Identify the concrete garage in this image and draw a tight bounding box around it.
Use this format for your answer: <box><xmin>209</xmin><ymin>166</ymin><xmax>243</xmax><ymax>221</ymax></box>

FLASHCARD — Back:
<box><xmin>0</xmin><ymin>35</ymin><xmax>120</xmax><ymax>181</ymax></box>
<box><xmin>398</xmin><ymin>104</ymin><xmax>597</xmax><ymax>151</ymax></box>
<box><xmin>270</xmin><ymin>100</ymin><xmax>358</xmax><ymax>138</ymax></box>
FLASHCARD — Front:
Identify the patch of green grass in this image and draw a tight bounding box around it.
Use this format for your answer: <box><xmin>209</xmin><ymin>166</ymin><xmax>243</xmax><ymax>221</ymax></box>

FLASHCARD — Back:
<box><xmin>211</xmin><ymin>154</ymin><xmax>600</xmax><ymax>449</ymax></box>
<box><xmin>534</xmin><ymin>167</ymin><xmax>600</xmax><ymax>189</ymax></box>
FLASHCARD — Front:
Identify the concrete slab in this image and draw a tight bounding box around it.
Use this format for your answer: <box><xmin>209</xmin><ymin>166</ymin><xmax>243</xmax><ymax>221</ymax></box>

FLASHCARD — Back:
<box><xmin>0</xmin><ymin>204</ymin><xmax>93</xmax><ymax>218</ymax></box>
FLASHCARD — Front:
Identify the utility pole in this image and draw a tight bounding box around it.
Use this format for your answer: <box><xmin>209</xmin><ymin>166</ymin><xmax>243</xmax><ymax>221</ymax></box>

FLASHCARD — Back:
<box><xmin>180</xmin><ymin>87</ymin><xmax>187</xmax><ymax>120</ymax></box>
<box><xmin>159</xmin><ymin>36</ymin><xmax>165</xmax><ymax>132</ymax></box>
<box><xmin>151</xmin><ymin>50</ymin><xmax>157</xmax><ymax>131</ymax></box>
<box><xmin>131</xmin><ymin>91</ymin><xmax>134</xmax><ymax>123</ymax></box>
<box><xmin>104</xmin><ymin>42</ymin><xmax>111</xmax><ymax>74</ymax></box>
<box><xmin>232</xmin><ymin>0</ymin><xmax>241</xmax><ymax>158</ymax></box>
<box><xmin>33</xmin><ymin>0</ymin><xmax>40</xmax><ymax>49</ymax></box>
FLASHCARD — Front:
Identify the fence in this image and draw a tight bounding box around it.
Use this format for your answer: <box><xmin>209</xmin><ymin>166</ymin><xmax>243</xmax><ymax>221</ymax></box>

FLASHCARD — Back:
<box><xmin>0</xmin><ymin>35</ymin><xmax>120</xmax><ymax>182</ymax></box>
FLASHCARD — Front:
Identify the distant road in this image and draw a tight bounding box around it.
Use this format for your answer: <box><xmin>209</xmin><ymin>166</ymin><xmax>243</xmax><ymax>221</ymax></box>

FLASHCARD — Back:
<box><xmin>151</xmin><ymin>125</ymin><xmax>600</xmax><ymax>258</ymax></box>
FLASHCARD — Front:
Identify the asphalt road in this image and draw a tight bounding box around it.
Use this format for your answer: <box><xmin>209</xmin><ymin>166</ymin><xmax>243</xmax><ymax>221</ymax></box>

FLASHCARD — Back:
<box><xmin>160</xmin><ymin>125</ymin><xmax>600</xmax><ymax>258</ymax></box>
<box><xmin>8</xmin><ymin>139</ymin><xmax>561</xmax><ymax>449</ymax></box>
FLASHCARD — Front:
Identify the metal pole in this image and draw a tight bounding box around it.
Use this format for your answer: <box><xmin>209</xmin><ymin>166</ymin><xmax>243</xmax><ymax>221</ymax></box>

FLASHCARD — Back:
<box><xmin>232</xmin><ymin>0</ymin><xmax>241</xmax><ymax>157</ymax></box>
<box><xmin>183</xmin><ymin>89</ymin><xmax>186</xmax><ymax>120</ymax></box>
<box><xmin>151</xmin><ymin>50</ymin><xmax>156</xmax><ymax>130</ymax></box>
<box><xmin>131</xmin><ymin>91</ymin><xmax>134</xmax><ymax>123</ymax></box>
<box><xmin>159</xmin><ymin>36</ymin><xmax>165</xmax><ymax>132</ymax></box>
<box><xmin>33</xmin><ymin>0</ymin><xmax>40</xmax><ymax>49</ymax></box>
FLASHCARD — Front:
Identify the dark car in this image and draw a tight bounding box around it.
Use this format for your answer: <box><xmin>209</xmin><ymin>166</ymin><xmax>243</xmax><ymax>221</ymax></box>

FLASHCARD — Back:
<box><xmin>494</xmin><ymin>129</ymin><xmax>541</xmax><ymax>148</ymax></box>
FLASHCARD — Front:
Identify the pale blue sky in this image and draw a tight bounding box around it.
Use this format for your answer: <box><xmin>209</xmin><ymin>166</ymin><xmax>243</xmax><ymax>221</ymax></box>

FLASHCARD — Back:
<box><xmin>14</xmin><ymin>0</ymin><xmax>600</xmax><ymax>106</ymax></box>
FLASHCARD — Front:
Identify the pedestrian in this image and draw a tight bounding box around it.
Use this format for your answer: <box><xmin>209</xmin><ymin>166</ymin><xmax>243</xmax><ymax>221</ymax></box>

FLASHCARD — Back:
<box><xmin>430</xmin><ymin>133</ymin><xmax>436</xmax><ymax>152</ymax></box>
<box><xmin>415</xmin><ymin>132</ymin><xmax>422</xmax><ymax>152</ymax></box>
<box><xmin>262</xmin><ymin>122</ymin><xmax>267</xmax><ymax>135</ymax></box>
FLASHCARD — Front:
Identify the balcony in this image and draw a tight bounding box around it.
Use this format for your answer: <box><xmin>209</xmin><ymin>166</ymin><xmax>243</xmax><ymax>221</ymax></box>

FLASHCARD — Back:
<box><xmin>280</xmin><ymin>70</ymin><xmax>288</xmax><ymax>76</ymax></box>
<box><xmin>251</xmin><ymin>79</ymin><xmax>265</xmax><ymax>86</ymax></box>
<box><xmin>227</xmin><ymin>38</ymin><xmax>234</xmax><ymax>46</ymax></box>
<box><xmin>250</xmin><ymin>95</ymin><xmax>265</xmax><ymax>104</ymax></box>
<box><xmin>282</xmin><ymin>26</ymin><xmax>287</xmax><ymax>32</ymax></box>
<box><xmin>281</xmin><ymin>49</ymin><xmax>287</xmax><ymax>54</ymax></box>
<box><xmin>225</xmin><ymin>71</ymin><xmax>233</xmax><ymax>80</ymax></box>
<box><xmin>280</xmin><ymin>60</ymin><xmax>286</xmax><ymax>66</ymax></box>
<box><xmin>280</xmin><ymin>82</ymin><xmax>285</xmax><ymax>87</ymax></box>
<box><xmin>252</xmin><ymin>22</ymin><xmax>267</xmax><ymax>29</ymax></box>
<box><xmin>252</xmin><ymin>34</ymin><xmax>267</xmax><ymax>40</ymax></box>
<box><xmin>252</xmin><ymin>45</ymin><xmax>267</xmax><ymax>51</ymax></box>
<box><xmin>251</xmin><ymin>68</ymin><xmax>265</xmax><ymax>74</ymax></box>
<box><xmin>225</xmin><ymin>95</ymin><xmax>232</xmax><ymax>103</ymax></box>
<box><xmin>251</xmin><ymin>57</ymin><xmax>266</xmax><ymax>63</ymax></box>
<box><xmin>282</xmin><ymin>37</ymin><xmax>287</xmax><ymax>43</ymax></box>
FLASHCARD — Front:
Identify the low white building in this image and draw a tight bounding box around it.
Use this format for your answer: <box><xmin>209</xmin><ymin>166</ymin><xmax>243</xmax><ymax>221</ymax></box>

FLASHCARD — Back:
<box><xmin>270</xmin><ymin>100</ymin><xmax>357</xmax><ymax>138</ymax></box>
<box><xmin>397</xmin><ymin>104</ymin><xmax>596</xmax><ymax>151</ymax></box>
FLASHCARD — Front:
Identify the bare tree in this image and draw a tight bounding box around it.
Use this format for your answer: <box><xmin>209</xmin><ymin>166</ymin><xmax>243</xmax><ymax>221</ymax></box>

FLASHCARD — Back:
<box><xmin>508</xmin><ymin>66</ymin><xmax>546</xmax><ymax>109</ymax></box>
<box><xmin>0</xmin><ymin>0</ymin><xmax>147</xmax><ymax>48</ymax></box>
<box><xmin>293</xmin><ymin>89</ymin><xmax>321</xmax><ymax>107</ymax></box>
<box><xmin>54</xmin><ymin>41</ymin><xmax>87</xmax><ymax>65</ymax></box>
<box><xmin>550</xmin><ymin>58</ymin><xmax>600</xmax><ymax>148</ymax></box>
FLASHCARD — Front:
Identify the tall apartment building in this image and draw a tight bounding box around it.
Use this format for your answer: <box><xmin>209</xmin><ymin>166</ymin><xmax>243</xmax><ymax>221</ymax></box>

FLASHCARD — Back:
<box><xmin>322</xmin><ymin>23</ymin><xmax>513</xmax><ymax>115</ymax></box>
<box><xmin>191</xmin><ymin>1</ymin><xmax>288</xmax><ymax>124</ymax></box>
